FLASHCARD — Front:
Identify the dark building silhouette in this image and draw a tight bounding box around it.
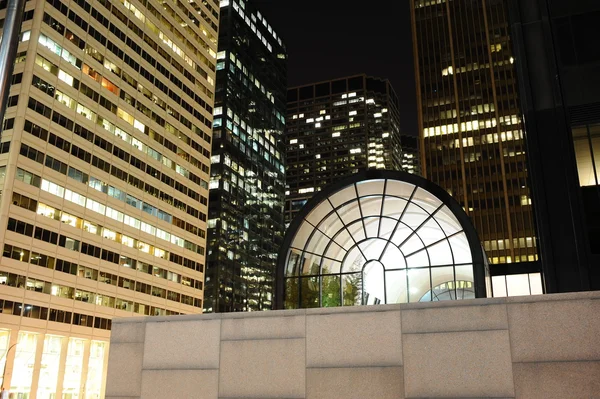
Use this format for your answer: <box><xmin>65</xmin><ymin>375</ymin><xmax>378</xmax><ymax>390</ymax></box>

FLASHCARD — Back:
<box><xmin>285</xmin><ymin>74</ymin><xmax>406</xmax><ymax>224</ymax></box>
<box><xmin>507</xmin><ymin>0</ymin><xmax>600</xmax><ymax>291</ymax></box>
<box><xmin>204</xmin><ymin>0</ymin><xmax>287</xmax><ymax>312</ymax></box>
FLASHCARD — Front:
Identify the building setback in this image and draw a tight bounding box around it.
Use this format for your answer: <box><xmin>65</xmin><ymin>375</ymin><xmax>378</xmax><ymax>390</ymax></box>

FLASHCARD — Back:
<box><xmin>410</xmin><ymin>0</ymin><xmax>541</xmax><ymax>285</ymax></box>
<box><xmin>204</xmin><ymin>0</ymin><xmax>287</xmax><ymax>312</ymax></box>
<box><xmin>285</xmin><ymin>74</ymin><xmax>405</xmax><ymax>224</ymax></box>
<box><xmin>0</xmin><ymin>0</ymin><xmax>218</xmax><ymax>395</ymax></box>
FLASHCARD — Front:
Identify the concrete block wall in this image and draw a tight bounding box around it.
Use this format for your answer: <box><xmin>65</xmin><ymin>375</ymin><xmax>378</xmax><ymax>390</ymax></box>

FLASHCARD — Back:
<box><xmin>105</xmin><ymin>291</ymin><xmax>600</xmax><ymax>399</ymax></box>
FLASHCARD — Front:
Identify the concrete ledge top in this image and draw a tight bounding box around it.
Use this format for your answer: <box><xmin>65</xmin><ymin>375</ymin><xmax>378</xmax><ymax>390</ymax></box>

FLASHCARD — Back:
<box><xmin>110</xmin><ymin>291</ymin><xmax>600</xmax><ymax>325</ymax></box>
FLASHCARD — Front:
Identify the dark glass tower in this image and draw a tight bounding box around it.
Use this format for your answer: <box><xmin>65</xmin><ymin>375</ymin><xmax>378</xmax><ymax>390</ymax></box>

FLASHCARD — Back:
<box><xmin>285</xmin><ymin>74</ymin><xmax>403</xmax><ymax>224</ymax></box>
<box><xmin>507</xmin><ymin>0</ymin><xmax>600</xmax><ymax>291</ymax></box>
<box><xmin>205</xmin><ymin>0</ymin><xmax>287</xmax><ymax>312</ymax></box>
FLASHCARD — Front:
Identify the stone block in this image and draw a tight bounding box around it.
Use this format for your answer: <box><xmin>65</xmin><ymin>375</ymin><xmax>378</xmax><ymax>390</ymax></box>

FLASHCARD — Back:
<box><xmin>403</xmin><ymin>330</ymin><xmax>514</xmax><ymax>397</ymax></box>
<box><xmin>110</xmin><ymin>321</ymin><xmax>145</xmax><ymax>343</ymax></box>
<box><xmin>306</xmin><ymin>367</ymin><xmax>404</xmax><ymax>399</ymax></box>
<box><xmin>306</xmin><ymin>310</ymin><xmax>402</xmax><ymax>367</ymax></box>
<box><xmin>402</xmin><ymin>303</ymin><xmax>507</xmax><ymax>333</ymax></box>
<box><xmin>105</xmin><ymin>343</ymin><xmax>144</xmax><ymax>397</ymax></box>
<box><xmin>221</xmin><ymin>314</ymin><xmax>305</xmax><ymax>340</ymax></box>
<box><xmin>143</xmin><ymin>319</ymin><xmax>220</xmax><ymax>369</ymax></box>
<box><xmin>513</xmin><ymin>361</ymin><xmax>600</xmax><ymax>399</ymax></box>
<box><xmin>219</xmin><ymin>338</ymin><xmax>305</xmax><ymax>398</ymax></box>
<box><xmin>141</xmin><ymin>369</ymin><xmax>218</xmax><ymax>399</ymax></box>
<box><xmin>508</xmin><ymin>299</ymin><xmax>600</xmax><ymax>362</ymax></box>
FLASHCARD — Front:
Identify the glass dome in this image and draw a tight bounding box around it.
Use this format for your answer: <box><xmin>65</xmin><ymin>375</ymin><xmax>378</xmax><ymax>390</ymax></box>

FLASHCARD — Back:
<box><xmin>276</xmin><ymin>170</ymin><xmax>487</xmax><ymax>309</ymax></box>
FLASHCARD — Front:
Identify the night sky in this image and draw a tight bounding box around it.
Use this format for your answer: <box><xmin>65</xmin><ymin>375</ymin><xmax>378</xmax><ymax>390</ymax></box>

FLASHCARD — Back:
<box><xmin>254</xmin><ymin>0</ymin><xmax>418</xmax><ymax>135</ymax></box>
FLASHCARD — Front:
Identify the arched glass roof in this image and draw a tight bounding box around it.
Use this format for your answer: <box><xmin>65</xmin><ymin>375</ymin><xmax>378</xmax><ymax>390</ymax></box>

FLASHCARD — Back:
<box><xmin>276</xmin><ymin>170</ymin><xmax>487</xmax><ymax>309</ymax></box>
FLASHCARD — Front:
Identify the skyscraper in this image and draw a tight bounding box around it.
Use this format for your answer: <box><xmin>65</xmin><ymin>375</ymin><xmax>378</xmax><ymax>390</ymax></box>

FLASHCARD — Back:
<box><xmin>507</xmin><ymin>0</ymin><xmax>600</xmax><ymax>291</ymax></box>
<box><xmin>410</xmin><ymin>0</ymin><xmax>541</xmax><ymax>286</ymax></box>
<box><xmin>400</xmin><ymin>135</ymin><xmax>421</xmax><ymax>176</ymax></box>
<box><xmin>204</xmin><ymin>0</ymin><xmax>287</xmax><ymax>312</ymax></box>
<box><xmin>285</xmin><ymin>74</ymin><xmax>403</xmax><ymax>224</ymax></box>
<box><xmin>0</xmin><ymin>0</ymin><xmax>218</xmax><ymax>395</ymax></box>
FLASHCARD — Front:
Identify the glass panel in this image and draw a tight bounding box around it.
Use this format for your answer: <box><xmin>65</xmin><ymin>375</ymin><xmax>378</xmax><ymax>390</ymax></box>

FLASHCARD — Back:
<box><xmin>342</xmin><ymin>246</ymin><xmax>366</xmax><ymax>273</ymax></box>
<box><xmin>285</xmin><ymin>248</ymin><xmax>302</xmax><ymax>276</ymax></box>
<box><xmin>0</xmin><ymin>330</ymin><xmax>10</xmax><ymax>386</ymax></box>
<box><xmin>322</xmin><ymin>242</ymin><xmax>346</xmax><ymax>265</ymax></box>
<box><xmin>430</xmin><ymin>266</ymin><xmax>456</xmax><ymax>298</ymax></box>
<box><xmin>390</xmin><ymin>223</ymin><xmax>412</xmax><ymax>246</ymax></box>
<box><xmin>322</xmin><ymin>275</ymin><xmax>341</xmax><ymax>307</ymax></box>
<box><xmin>359</xmin><ymin>196</ymin><xmax>383</xmax><ymax>217</ymax></box>
<box><xmin>306</xmin><ymin>199</ymin><xmax>334</xmax><ymax>226</ymax></box>
<box><xmin>363</xmin><ymin>216</ymin><xmax>380</xmax><ymax>238</ymax></box>
<box><xmin>342</xmin><ymin>273</ymin><xmax>362</xmax><ymax>306</ymax></box>
<box><xmin>328</xmin><ymin>184</ymin><xmax>357</xmax><ymax>208</ymax></box>
<box><xmin>381</xmin><ymin>196</ymin><xmax>408</xmax><ymax>219</ymax></box>
<box><xmin>345</xmin><ymin>219</ymin><xmax>366</xmax><ymax>244</ymax></box>
<box><xmin>386</xmin><ymin>269</ymin><xmax>407</xmax><ymax>303</ymax></box>
<box><xmin>304</xmin><ymin>228</ymin><xmax>333</xmax><ymax>257</ymax></box>
<box><xmin>11</xmin><ymin>332</ymin><xmax>38</xmax><ymax>396</ymax></box>
<box><xmin>321</xmin><ymin>257</ymin><xmax>342</xmax><ymax>274</ymax></box>
<box><xmin>401</xmin><ymin>203</ymin><xmax>430</xmax><ymax>231</ymax></box>
<box><xmin>38</xmin><ymin>335</ymin><xmax>63</xmax><ymax>399</ymax></box>
<box><xmin>528</xmin><ymin>273</ymin><xmax>544</xmax><ymax>295</ymax></box>
<box><xmin>336</xmin><ymin>199</ymin><xmax>363</xmax><ymax>225</ymax></box>
<box><xmin>358</xmin><ymin>238</ymin><xmax>387</xmax><ymax>262</ymax></box>
<box><xmin>493</xmin><ymin>277</ymin><xmax>509</xmax><ymax>298</ymax></box>
<box><xmin>378</xmin><ymin>217</ymin><xmax>398</xmax><ymax>240</ymax></box>
<box><xmin>62</xmin><ymin>337</ymin><xmax>86</xmax><ymax>398</ymax></box>
<box><xmin>331</xmin><ymin>227</ymin><xmax>354</xmax><ymax>251</ymax></box>
<box><xmin>407</xmin><ymin>268</ymin><xmax>430</xmax><ymax>302</ymax></box>
<box><xmin>454</xmin><ymin>264</ymin><xmax>475</xmax><ymax>287</ymax></box>
<box><xmin>355</xmin><ymin>179</ymin><xmax>385</xmax><ymax>197</ymax></box>
<box><xmin>300</xmin><ymin>276</ymin><xmax>319</xmax><ymax>308</ymax></box>
<box><xmin>85</xmin><ymin>341</ymin><xmax>106</xmax><ymax>399</ymax></box>
<box><xmin>572</xmin><ymin>125</ymin><xmax>597</xmax><ymax>186</ymax></box>
<box><xmin>380</xmin><ymin>243</ymin><xmax>406</xmax><ymax>270</ymax></box>
<box><xmin>284</xmin><ymin>278</ymin><xmax>299</xmax><ymax>309</ymax></box>
<box><xmin>299</xmin><ymin>252</ymin><xmax>322</xmax><ymax>276</ymax></box>
<box><xmin>416</xmin><ymin>218</ymin><xmax>446</xmax><ymax>247</ymax></box>
<box><xmin>426</xmin><ymin>240</ymin><xmax>454</xmax><ymax>266</ymax></box>
<box><xmin>385</xmin><ymin>180</ymin><xmax>415</xmax><ymax>199</ymax></box>
<box><xmin>448</xmin><ymin>233</ymin><xmax>472</xmax><ymax>264</ymax></box>
<box><xmin>402</xmin><ymin>236</ymin><xmax>428</xmax><ymax>267</ymax></box>
<box><xmin>591</xmin><ymin>124</ymin><xmax>600</xmax><ymax>182</ymax></box>
<box><xmin>363</xmin><ymin>261</ymin><xmax>385</xmax><ymax>305</ymax></box>
<box><xmin>411</xmin><ymin>187</ymin><xmax>442</xmax><ymax>215</ymax></box>
<box><xmin>433</xmin><ymin>205</ymin><xmax>462</xmax><ymax>236</ymax></box>
<box><xmin>290</xmin><ymin>221</ymin><xmax>314</xmax><ymax>252</ymax></box>
<box><xmin>506</xmin><ymin>274</ymin><xmax>531</xmax><ymax>296</ymax></box>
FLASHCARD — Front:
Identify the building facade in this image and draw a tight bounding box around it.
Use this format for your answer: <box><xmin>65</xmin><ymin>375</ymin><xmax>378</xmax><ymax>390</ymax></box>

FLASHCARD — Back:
<box><xmin>285</xmin><ymin>74</ymin><xmax>403</xmax><ymax>224</ymax></box>
<box><xmin>410</xmin><ymin>0</ymin><xmax>540</xmax><ymax>279</ymax></box>
<box><xmin>507</xmin><ymin>0</ymin><xmax>600</xmax><ymax>291</ymax></box>
<box><xmin>400</xmin><ymin>135</ymin><xmax>421</xmax><ymax>176</ymax></box>
<box><xmin>0</xmin><ymin>0</ymin><xmax>218</xmax><ymax>396</ymax></box>
<box><xmin>204</xmin><ymin>0</ymin><xmax>287</xmax><ymax>313</ymax></box>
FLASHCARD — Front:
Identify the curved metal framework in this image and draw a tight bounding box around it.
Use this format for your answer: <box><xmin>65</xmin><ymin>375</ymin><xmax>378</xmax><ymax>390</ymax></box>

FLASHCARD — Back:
<box><xmin>276</xmin><ymin>170</ymin><xmax>487</xmax><ymax>309</ymax></box>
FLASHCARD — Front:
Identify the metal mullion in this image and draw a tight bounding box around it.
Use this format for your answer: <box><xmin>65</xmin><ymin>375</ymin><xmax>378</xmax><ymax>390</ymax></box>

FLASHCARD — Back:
<box><xmin>403</xmin><ymin>229</ymin><xmax>464</xmax><ymax>258</ymax></box>
<box><xmin>397</xmin><ymin>202</ymin><xmax>445</xmax><ymax>250</ymax></box>
<box><xmin>377</xmin><ymin>185</ymin><xmax>418</xmax><ymax>263</ymax></box>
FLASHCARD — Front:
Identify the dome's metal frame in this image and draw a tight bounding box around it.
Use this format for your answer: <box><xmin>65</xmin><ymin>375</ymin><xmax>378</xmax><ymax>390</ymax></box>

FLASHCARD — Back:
<box><xmin>275</xmin><ymin>169</ymin><xmax>487</xmax><ymax>309</ymax></box>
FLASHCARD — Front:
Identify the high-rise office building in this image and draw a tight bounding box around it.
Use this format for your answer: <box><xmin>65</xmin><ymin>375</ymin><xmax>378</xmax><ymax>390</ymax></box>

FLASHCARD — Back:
<box><xmin>204</xmin><ymin>0</ymin><xmax>287</xmax><ymax>312</ymax></box>
<box><xmin>285</xmin><ymin>74</ymin><xmax>403</xmax><ymax>224</ymax></box>
<box><xmin>0</xmin><ymin>0</ymin><xmax>218</xmax><ymax>395</ymax></box>
<box><xmin>507</xmin><ymin>0</ymin><xmax>600</xmax><ymax>291</ymax></box>
<box><xmin>410</xmin><ymin>0</ymin><xmax>541</xmax><ymax>286</ymax></box>
<box><xmin>400</xmin><ymin>135</ymin><xmax>421</xmax><ymax>176</ymax></box>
